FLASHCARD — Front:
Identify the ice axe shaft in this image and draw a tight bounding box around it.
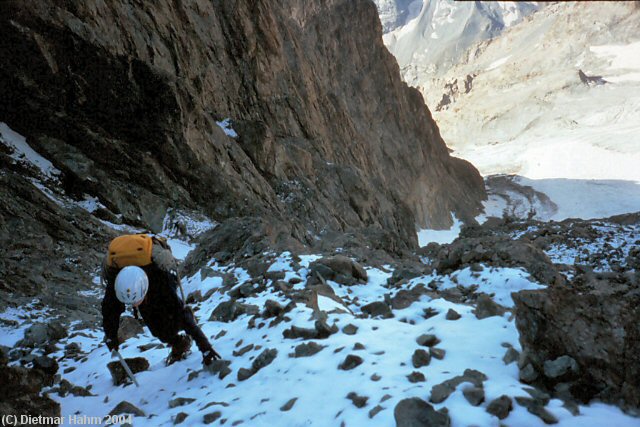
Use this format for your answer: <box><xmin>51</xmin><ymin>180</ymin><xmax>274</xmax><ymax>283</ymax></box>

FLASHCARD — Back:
<box><xmin>112</xmin><ymin>349</ymin><xmax>139</xmax><ymax>387</ymax></box>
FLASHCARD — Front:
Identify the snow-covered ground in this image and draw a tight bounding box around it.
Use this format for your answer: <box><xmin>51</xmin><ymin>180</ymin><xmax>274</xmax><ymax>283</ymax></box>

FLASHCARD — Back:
<box><xmin>20</xmin><ymin>250</ymin><xmax>636</xmax><ymax>427</ymax></box>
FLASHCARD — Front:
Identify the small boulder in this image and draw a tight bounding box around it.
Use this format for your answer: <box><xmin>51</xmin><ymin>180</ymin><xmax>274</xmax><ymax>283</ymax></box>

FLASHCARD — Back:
<box><xmin>280</xmin><ymin>398</ymin><xmax>298</xmax><ymax>411</ymax></box>
<box><xmin>107</xmin><ymin>358</ymin><xmax>149</xmax><ymax>386</ymax></box>
<box><xmin>412</xmin><ymin>349</ymin><xmax>431</xmax><ymax>368</ymax></box>
<box><xmin>394</xmin><ymin>398</ymin><xmax>450</xmax><ymax>427</ymax></box>
<box><xmin>462</xmin><ymin>386</ymin><xmax>485</xmax><ymax>406</ymax></box>
<box><xmin>474</xmin><ymin>294</ymin><xmax>506</xmax><ymax>319</ymax></box>
<box><xmin>445</xmin><ymin>309</ymin><xmax>461</xmax><ymax>320</ymax></box>
<box><xmin>407</xmin><ymin>371</ymin><xmax>426</xmax><ymax>383</ymax></box>
<box><xmin>486</xmin><ymin>395</ymin><xmax>512</xmax><ymax>420</ymax></box>
<box><xmin>346</xmin><ymin>392</ymin><xmax>368</xmax><ymax>408</ymax></box>
<box><xmin>543</xmin><ymin>355</ymin><xmax>579</xmax><ymax>380</ymax></box>
<box><xmin>342</xmin><ymin>324</ymin><xmax>358</xmax><ymax>335</ymax></box>
<box><xmin>169</xmin><ymin>397</ymin><xmax>196</xmax><ymax>408</ymax></box>
<box><xmin>204</xmin><ymin>360</ymin><xmax>232</xmax><ymax>380</ymax></box>
<box><xmin>208</xmin><ymin>299</ymin><xmax>259</xmax><ymax>322</ymax></box>
<box><xmin>416</xmin><ymin>334</ymin><xmax>440</xmax><ymax>347</ymax></box>
<box><xmin>361</xmin><ymin>301</ymin><xmax>393</xmax><ymax>319</ymax></box>
<box><xmin>339</xmin><ymin>354</ymin><xmax>363</xmax><ymax>371</ymax></box>
<box><xmin>292</xmin><ymin>342</ymin><xmax>325</xmax><ymax>358</ymax></box>
<box><xmin>109</xmin><ymin>401</ymin><xmax>145</xmax><ymax>417</ymax></box>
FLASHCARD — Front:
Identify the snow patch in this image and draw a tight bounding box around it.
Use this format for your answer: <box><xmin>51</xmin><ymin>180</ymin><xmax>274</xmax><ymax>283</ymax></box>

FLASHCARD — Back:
<box><xmin>417</xmin><ymin>215</ymin><xmax>462</xmax><ymax>246</ymax></box>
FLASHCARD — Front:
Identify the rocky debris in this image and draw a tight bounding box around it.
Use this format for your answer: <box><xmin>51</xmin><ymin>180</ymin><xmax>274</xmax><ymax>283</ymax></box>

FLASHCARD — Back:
<box><xmin>233</xmin><ymin>344</ymin><xmax>254</xmax><ymax>357</ymax></box>
<box><xmin>237</xmin><ymin>349</ymin><xmax>277</xmax><ymax>381</ymax></box>
<box><xmin>280</xmin><ymin>398</ymin><xmax>298</xmax><ymax>411</ymax></box>
<box><xmin>31</xmin><ymin>356</ymin><xmax>59</xmax><ymax>376</ymax></box>
<box><xmin>407</xmin><ymin>371</ymin><xmax>426</xmax><ymax>383</ymax></box>
<box><xmin>117</xmin><ymin>316</ymin><xmax>144</xmax><ymax>343</ymax></box>
<box><xmin>543</xmin><ymin>355</ymin><xmax>579</xmax><ymax>380</ymax></box>
<box><xmin>513</xmin><ymin>270</ymin><xmax>640</xmax><ymax>409</ymax></box>
<box><xmin>474</xmin><ymin>294</ymin><xmax>507</xmax><ymax>319</ymax></box>
<box><xmin>486</xmin><ymin>395</ymin><xmax>513</xmax><ymax>420</ymax></box>
<box><xmin>361</xmin><ymin>301</ymin><xmax>393</xmax><ymax>318</ymax></box>
<box><xmin>19</xmin><ymin>321</ymin><xmax>67</xmax><ymax>348</ymax></box>
<box><xmin>109</xmin><ymin>401</ymin><xmax>145</xmax><ymax>417</ymax></box>
<box><xmin>394</xmin><ymin>397</ymin><xmax>450</xmax><ymax>427</ymax></box>
<box><xmin>308</xmin><ymin>256</ymin><xmax>368</xmax><ymax>286</ymax></box>
<box><xmin>445</xmin><ymin>309</ymin><xmax>461</xmax><ymax>320</ymax></box>
<box><xmin>0</xmin><ymin>352</ymin><xmax>60</xmax><ymax>420</ymax></box>
<box><xmin>173</xmin><ymin>412</ymin><xmax>188</xmax><ymax>425</ymax></box>
<box><xmin>262</xmin><ymin>300</ymin><xmax>293</xmax><ymax>318</ymax></box>
<box><xmin>503</xmin><ymin>347</ymin><xmax>519</xmax><ymax>365</ymax></box>
<box><xmin>209</xmin><ymin>300</ymin><xmax>259</xmax><ymax>322</ymax></box>
<box><xmin>430</xmin><ymin>348</ymin><xmax>446</xmax><ymax>360</ymax></box>
<box><xmin>432</xmin><ymin>236</ymin><xmax>562</xmax><ymax>285</ymax></box>
<box><xmin>169</xmin><ymin>397</ymin><xmax>196</xmax><ymax>408</ymax></box>
<box><xmin>346</xmin><ymin>392</ymin><xmax>368</xmax><ymax>408</ymax></box>
<box><xmin>389</xmin><ymin>285</ymin><xmax>429</xmax><ymax>309</ymax></box>
<box><xmin>371</xmin><ymin>373</ymin><xmax>382</xmax><ymax>381</ymax></box>
<box><xmin>339</xmin><ymin>354</ymin><xmax>364</xmax><ymax>371</ymax></box>
<box><xmin>55</xmin><ymin>379</ymin><xmax>94</xmax><ymax>397</ymax></box>
<box><xmin>416</xmin><ymin>334</ymin><xmax>440</xmax><ymax>347</ymax></box>
<box><xmin>369</xmin><ymin>405</ymin><xmax>383</xmax><ymax>418</ymax></box>
<box><xmin>429</xmin><ymin>369</ymin><xmax>488</xmax><ymax>404</ymax></box>
<box><xmin>412</xmin><ymin>349</ymin><xmax>431</xmax><ymax>368</ymax></box>
<box><xmin>515</xmin><ymin>397</ymin><xmax>558</xmax><ymax>424</ymax></box>
<box><xmin>342</xmin><ymin>324</ymin><xmax>358</xmax><ymax>335</ymax></box>
<box><xmin>283</xmin><ymin>320</ymin><xmax>338</xmax><ymax>340</ymax></box>
<box><xmin>107</xmin><ymin>357</ymin><xmax>149</xmax><ymax>386</ymax></box>
<box><xmin>203</xmin><ymin>411</ymin><xmax>221</xmax><ymax>424</ymax></box>
<box><xmin>291</xmin><ymin>342</ymin><xmax>326</xmax><ymax>358</ymax></box>
<box><xmin>462</xmin><ymin>385</ymin><xmax>485</xmax><ymax>406</ymax></box>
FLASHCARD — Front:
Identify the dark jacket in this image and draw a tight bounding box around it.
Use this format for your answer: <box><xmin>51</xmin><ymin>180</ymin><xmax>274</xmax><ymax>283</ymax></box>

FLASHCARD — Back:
<box><xmin>101</xmin><ymin>240</ymin><xmax>212</xmax><ymax>354</ymax></box>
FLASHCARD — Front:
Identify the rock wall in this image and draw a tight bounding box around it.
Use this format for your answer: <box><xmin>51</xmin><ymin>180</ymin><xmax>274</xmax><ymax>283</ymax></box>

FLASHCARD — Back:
<box><xmin>1</xmin><ymin>0</ymin><xmax>485</xmax><ymax>306</ymax></box>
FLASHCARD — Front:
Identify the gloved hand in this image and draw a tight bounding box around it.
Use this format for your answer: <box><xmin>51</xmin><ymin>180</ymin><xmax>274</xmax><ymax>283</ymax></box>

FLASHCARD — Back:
<box><xmin>202</xmin><ymin>348</ymin><xmax>222</xmax><ymax>365</ymax></box>
<box><xmin>105</xmin><ymin>338</ymin><xmax>119</xmax><ymax>352</ymax></box>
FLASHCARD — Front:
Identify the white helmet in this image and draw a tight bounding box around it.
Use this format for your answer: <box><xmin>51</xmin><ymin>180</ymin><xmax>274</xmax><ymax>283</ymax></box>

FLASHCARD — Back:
<box><xmin>114</xmin><ymin>266</ymin><xmax>149</xmax><ymax>305</ymax></box>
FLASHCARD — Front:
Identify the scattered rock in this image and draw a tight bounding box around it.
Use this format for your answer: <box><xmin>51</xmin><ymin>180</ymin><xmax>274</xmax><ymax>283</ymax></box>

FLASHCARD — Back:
<box><xmin>173</xmin><ymin>412</ymin><xmax>188</xmax><ymax>425</ymax></box>
<box><xmin>204</xmin><ymin>359</ymin><xmax>232</xmax><ymax>380</ymax></box>
<box><xmin>280</xmin><ymin>398</ymin><xmax>297</xmax><ymax>411</ymax></box>
<box><xmin>474</xmin><ymin>294</ymin><xmax>506</xmax><ymax>319</ymax></box>
<box><xmin>412</xmin><ymin>349</ymin><xmax>431</xmax><ymax>368</ymax></box>
<box><xmin>32</xmin><ymin>356</ymin><xmax>58</xmax><ymax>376</ymax></box>
<box><xmin>416</xmin><ymin>334</ymin><xmax>440</xmax><ymax>347</ymax></box>
<box><xmin>430</xmin><ymin>369</ymin><xmax>488</xmax><ymax>403</ymax></box>
<box><xmin>369</xmin><ymin>405</ymin><xmax>383</xmax><ymax>418</ymax></box>
<box><xmin>169</xmin><ymin>397</ymin><xmax>196</xmax><ymax>408</ymax></box>
<box><xmin>209</xmin><ymin>299</ymin><xmax>259</xmax><ymax>322</ymax></box>
<box><xmin>390</xmin><ymin>285</ymin><xmax>428</xmax><ymax>309</ymax></box>
<box><xmin>342</xmin><ymin>324</ymin><xmax>358</xmax><ymax>335</ymax></box>
<box><xmin>429</xmin><ymin>348</ymin><xmax>446</xmax><ymax>360</ymax></box>
<box><xmin>515</xmin><ymin>397</ymin><xmax>558</xmax><ymax>424</ymax></box>
<box><xmin>353</xmin><ymin>342</ymin><xmax>365</xmax><ymax>350</ymax></box>
<box><xmin>292</xmin><ymin>342</ymin><xmax>325</xmax><ymax>358</ymax></box>
<box><xmin>203</xmin><ymin>411</ymin><xmax>221</xmax><ymax>424</ymax></box>
<box><xmin>233</xmin><ymin>344</ymin><xmax>254</xmax><ymax>357</ymax></box>
<box><xmin>370</xmin><ymin>373</ymin><xmax>381</xmax><ymax>381</ymax></box>
<box><xmin>519</xmin><ymin>363</ymin><xmax>539</xmax><ymax>383</ymax></box>
<box><xmin>252</xmin><ymin>348</ymin><xmax>278</xmax><ymax>373</ymax></box>
<box><xmin>394</xmin><ymin>397</ymin><xmax>450</xmax><ymax>427</ymax></box>
<box><xmin>486</xmin><ymin>395</ymin><xmax>512</xmax><ymax>420</ymax></box>
<box><xmin>361</xmin><ymin>301</ymin><xmax>393</xmax><ymax>319</ymax></box>
<box><xmin>339</xmin><ymin>354</ymin><xmax>363</xmax><ymax>370</ymax></box>
<box><xmin>445</xmin><ymin>309</ymin><xmax>461</xmax><ymax>320</ymax></box>
<box><xmin>20</xmin><ymin>322</ymin><xmax>68</xmax><ymax>348</ymax></box>
<box><xmin>283</xmin><ymin>321</ymin><xmax>337</xmax><ymax>340</ymax></box>
<box><xmin>309</xmin><ymin>256</ymin><xmax>368</xmax><ymax>286</ymax></box>
<box><xmin>407</xmin><ymin>371</ymin><xmax>426</xmax><ymax>383</ymax></box>
<box><xmin>502</xmin><ymin>347</ymin><xmax>519</xmax><ymax>365</ymax></box>
<box><xmin>106</xmin><ymin>357</ymin><xmax>149</xmax><ymax>386</ymax></box>
<box><xmin>109</xmin><ymin>401</ymin><xmax>145</xmax><ymax>417</ymax></box>
<box><xmin>237</xmin><ymin>368</ymin><xmax>254</xmax><ymax>381</ymax></box>
<box><xmin>346</xmin><ymin>392</ymin><xmax>368</xmax><ymax>408</ymax></box>
<box><xmin>462</xmin><ymin>386</ymin><xmax>485</xmax><ymax>406</ymax></box>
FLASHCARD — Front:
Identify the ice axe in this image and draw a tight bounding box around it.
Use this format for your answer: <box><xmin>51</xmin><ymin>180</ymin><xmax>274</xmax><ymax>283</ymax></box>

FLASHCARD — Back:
<box><xmin>112</xmin><ymin>349</ymin><xmax>139</xmax><ymax>387</ymax></box>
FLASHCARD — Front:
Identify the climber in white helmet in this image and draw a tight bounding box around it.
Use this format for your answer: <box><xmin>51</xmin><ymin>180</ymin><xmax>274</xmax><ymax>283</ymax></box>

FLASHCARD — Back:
<box><xmin>101</xmin><ymin>234</ymin><xmax>221</xmax><ymax>366</ymax></box>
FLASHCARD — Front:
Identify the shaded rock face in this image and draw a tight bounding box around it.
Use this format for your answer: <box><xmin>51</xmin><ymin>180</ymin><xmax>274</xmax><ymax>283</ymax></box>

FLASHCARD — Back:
<box><xmin>0</xmin><ymin>0</ymin><xmax>485</xmax><ymax>273</ymax></box>
<box><xmin>513</xmin><ymin>271</ymin><xmax>640</xmax><ymax>411</ymax></box>
<box><xmin>0</xmin><ymin>354</ymin><xmax>61</xmax><ymax>422</ymax></box>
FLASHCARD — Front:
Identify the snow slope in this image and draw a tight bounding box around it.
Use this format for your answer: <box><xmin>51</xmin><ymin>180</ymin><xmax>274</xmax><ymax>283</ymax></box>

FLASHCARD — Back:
<box><xmin>7</xmin><ymin>247</ymin><xmax>635</xmax><ymax>426</ymax></box>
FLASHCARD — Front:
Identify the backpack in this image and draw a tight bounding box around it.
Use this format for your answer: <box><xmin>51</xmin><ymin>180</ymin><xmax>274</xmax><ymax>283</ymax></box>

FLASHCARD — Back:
<box><xmin>107</xmin><ymin>234</ymin><xmax>154</xmax><ymax>268</ymax></box>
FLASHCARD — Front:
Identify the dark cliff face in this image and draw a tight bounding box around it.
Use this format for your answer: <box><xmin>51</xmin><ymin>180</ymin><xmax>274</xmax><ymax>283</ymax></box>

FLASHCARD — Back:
<box><xmin>0</xmin><ymin>0</ymin><xmax>485</xmax><ymax>292</ymax></box>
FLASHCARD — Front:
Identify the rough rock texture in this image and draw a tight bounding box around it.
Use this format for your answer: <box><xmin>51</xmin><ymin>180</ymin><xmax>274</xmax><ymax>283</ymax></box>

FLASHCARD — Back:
<box><xmin>107</xmin><ymin>357</ymin><xmax>150</xmax><ymax>386</ymax></box>
<box><xmin>394</xmin><ymin>397</ymin><xmax>450</xmax><ymax>427</ymax></box>
<box><xmin>513</xmin><ymin>271</ymin><xmax>640</xmax><ymax>411</ymax></box>
<box><xmin>0</xmin><ymin>354</ymin><xmax>61</xmax><ymax>421</ymax></box>
<box><xmin>1</xmin><ymin>0</ymin><xmax>485</xmax><ymax>310</ymax></box>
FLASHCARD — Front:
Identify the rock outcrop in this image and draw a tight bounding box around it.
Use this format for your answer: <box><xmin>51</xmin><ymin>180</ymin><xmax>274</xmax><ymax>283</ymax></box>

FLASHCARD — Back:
<box><xmin>513</xmin><ymin>270</ymin><xmax>640</xmax><ymax>412</ymax></box>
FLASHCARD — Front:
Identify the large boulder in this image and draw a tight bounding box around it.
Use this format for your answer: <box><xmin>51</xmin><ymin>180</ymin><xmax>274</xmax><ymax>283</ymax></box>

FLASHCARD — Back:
<box><xmin>513</xmin><ymin>271</ymin><xmax>640</xmax><ymax>410</ymax></box>
<box><xmin>308</xmin><ymin>255</ymin><xmax>368</xmax><ymax>286</ymax></box>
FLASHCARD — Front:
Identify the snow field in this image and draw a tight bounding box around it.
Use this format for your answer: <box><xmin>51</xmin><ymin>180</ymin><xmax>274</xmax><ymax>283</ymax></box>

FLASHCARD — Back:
<box><xmin>33</xmin><ymin>247</ymin><xmax>639</xmax><ymax>426</ymax></box>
